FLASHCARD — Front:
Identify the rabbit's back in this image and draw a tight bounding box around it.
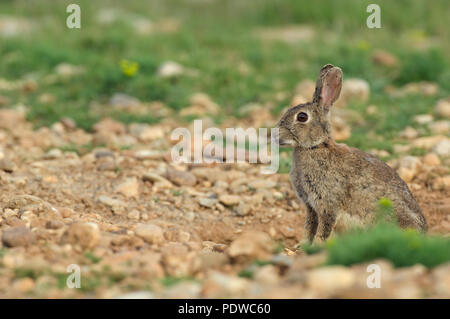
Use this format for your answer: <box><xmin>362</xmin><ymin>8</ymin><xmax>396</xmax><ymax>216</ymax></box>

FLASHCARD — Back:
<box><xmin>290</xmin><ymin>141</ymin><xmax>427</xmax><ymax>232</ymax></box>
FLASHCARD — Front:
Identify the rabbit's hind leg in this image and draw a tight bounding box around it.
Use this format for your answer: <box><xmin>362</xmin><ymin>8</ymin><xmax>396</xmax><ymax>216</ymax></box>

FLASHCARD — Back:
<box><xmin>317</xmin><ymin>211</ymin><xmax>337</xmax><ymax>242</ymax></box>
<box><xmin>304</xmin><ymin>204</ymin><xmax>319</xmax><ymax>243</ymax></box>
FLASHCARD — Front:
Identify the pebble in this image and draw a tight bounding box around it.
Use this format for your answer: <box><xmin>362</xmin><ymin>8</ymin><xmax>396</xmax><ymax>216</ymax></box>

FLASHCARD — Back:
<box><xmin>254</xmin><ymin>265</ymin><xmax>280</xmax><ymax>285</ymax></box>
<box><xmin>12</xmin><ymin>278</ymin><xmax>35</xmax><ymax>293</ymax></box>
<box><xmin>0</xmin><ymin>158</ymin><xmax>15</xmax><ymax>172</ymax></box>
<box><xmin>134</xmin><ymin>150</ymin><xmax>165</xmax><ymax>160</ymax></box>
<box><xmin>199</xmin><ymin>198</ymin><xmax>218</xmax><ymax>208</ymax></box>
<box><xmin>219</xmin><ymin>194</ymin><xmax>240</xmax><ymax>206</ymax></box>
<box><xmin>248</xmin><ymin>179</ymin><xmax>276</xmax><ymax>189</ymax></box>
<box><xmin>228</xmin><ymin>231</ymin><xmax>275</xmax><ymax>261</ymax></box>
<box><xmin>435</xmin><ymin>98</ymin><xmax>450</xmax><ymax>118</ymax></box>
<box><xmin>61</xmin><ymin>222</ymin><xmax>99</xmax><ymax>250</ymax></box>
<box><xmin>93</xmin><ymin>117</ymin><xmax>126</xmax><ymax>135</ymax></box>
<box><xmin>306</xmin><ymin>266</ymin><xmax>356</xmax><ymax>295</ymax></box>
<box><xmin>98</xmin><ymin>195</ymin><xmax>125</xmax><ymax>208</ymax></box>
<box><xmin>1</xmin><ymin>226</ymin><xmax>35</xmax><ymax>247</ymax></box>
<box><xmin>115</xmin><ymin>177</ymin><xmax>140</xmax><ymax>198</ymax></box>
<box><xmin>371</xmin><ymin>50</ymin><xmax>398</xmax><ymax>67</ymax></box>
<box><xmin>158</xmin><ymin>61</ymin><xmax>184</xmax><ymax>78</ymax></box>
<box><xmin>432</xmin><ymin>175</ymin><xmax>450</xmax><ymax>190</ymax></box>
<box><xmin>414</xmin><ymin>114</ymin><xmax>434</xmax><ymax>124</ymax></box>
<box><xmin>423</xmin><ymin>153</ymin><xmax>441</xmax><ymax>166</ymax></box>
<box><xmin>127</xmin><ymin>209</ymin><xmax>141</xmax><ymax>220</ymax></box>
<box><xmin>432</xmin><ymin>139</ymin><xmax>450</xmax><ymax>156</ymax></box>
<box><xmin>43</xmin><ymin>148</ymin><xmax>63</xmax><ymax>160</ymax></box>
<box><xmin>116</xmin><ymin>291</ymin><xmax>154</xmax><ymax>299</ymax></box>
<box><xmin>135</xmin><ymin>224</ymin><xmax>164</xmax><ymax>244</ymax></box>
<box><xmin>166</xmin><ymin>166</ymin><xmax>197</xmax><ymax>186</ymax></box>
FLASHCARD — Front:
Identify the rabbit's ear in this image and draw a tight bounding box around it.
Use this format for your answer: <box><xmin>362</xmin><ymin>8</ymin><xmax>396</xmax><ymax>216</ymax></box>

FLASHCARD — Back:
<box><xmin>313</xmin><ymin>64</ymin><xmax>343</xmax><ymax>109</ymax></box>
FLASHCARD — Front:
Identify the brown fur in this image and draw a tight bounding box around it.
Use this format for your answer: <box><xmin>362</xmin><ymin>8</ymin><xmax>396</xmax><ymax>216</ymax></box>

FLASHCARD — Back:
<box><xmin>275</xmin><ymin>64</ymin><xmax>427</xmax><ymax>243</ymax></box>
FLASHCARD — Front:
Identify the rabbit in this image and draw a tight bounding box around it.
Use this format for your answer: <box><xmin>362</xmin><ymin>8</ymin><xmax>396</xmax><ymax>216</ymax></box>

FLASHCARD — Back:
<box><xmin>275</xmin><ymin>64</ymin><xmax>427</xmax><ymax>243</ymax></box>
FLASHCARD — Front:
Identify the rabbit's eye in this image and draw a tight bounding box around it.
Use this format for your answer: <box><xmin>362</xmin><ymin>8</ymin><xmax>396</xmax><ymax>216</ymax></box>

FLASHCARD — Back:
<box><xmin>296</xmin><ymin>112</ymin><xmax>308</xmax><ymax>123</ymax></box>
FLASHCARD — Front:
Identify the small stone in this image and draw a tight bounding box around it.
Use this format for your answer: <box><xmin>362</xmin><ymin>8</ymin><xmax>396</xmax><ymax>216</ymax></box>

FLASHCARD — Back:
<box><xmin>110</xmin><ymin>93</ymin><xmax>141</xmax><ymax>109</ymax></box>
<box><xmin>254</xmin><ymin>265</ymin><xmax>280</xmax><ymax>285</ymax></box>
<box><xmin>423</xmin><ymin>153</ymin><xmax>441</xmax><ymax>166</ymax></box>
<box><xmin>397</xmin><ymin>156</ymin><xmax>422</xmax><ymax>182</ymax></box>
<box><xmin>166</xmin><ymin>166</ymin><xmax>197</xmax><ymax>186</ymax></box>
<box><xmin>219</xmin><ymin>194</ymin><xmax>240</xmax><ymax>207</ymax></box>
<box><xmin>428</xmin><ymin>121</ymin><xmax>450</xmax><ymax>135</ymax></box>
<box><xmin>161</xmin><ymin>242</ymin><xmax>193</xmax><ymax>277</ymax></box>
<box><xmin>43</xmin><ymin>148</ymin><xmax>63</xmax><ymax>160</ymax></box>
<box><xmin>248</xmin><ymin>179</ymin><xmax>276</xmax><ymax>189</ymax></box>
<box><xmin>60</xmin><ymin>117</ymin><xmax>76</xmax><ymax>130</ymax></box>
<box><xmin>236</xmin><ymin>202</ymin><xmax>252</xmax><ymax>216</ymax></box>
<box><xmin>115</xmin><ymin>177</ymin><xmax>140</xmax><ymax>199</ymax></box>
<box><xmin>158</xmin><ymin>61</ymin><xmax>184</xmax><ymax>78</ymax></box>
<box><xmin>306</xmin><ymin>266</ymin><xmax>356</xmax><ymax>294</ymax></box>
<box><xmin>397</xmin><ymin>167</ymin><xmax>415</xmax><ymax>183</ymax></box>
<box><xmin>142</xmin><ymin>172</ymin><xmax>172</xmax><ymax>187</ymax></box>
<box><xmin>59</xmin><ymin>207</ymin><xmax>75</xmax><ymax>218</ymax></box>
<box><xmin>129</xmin><ymin>123</ymin><xmax>165</xmax><ymax>142</ymax></box>
<box><xmin>199</xmin><ymin>198</ymin><xmax>218</xmax><ymax>208</ymax></box>
<box><xmin>0</xmin><ymin>159</ymin><xmax>15</xmax><ymax>172</ymax></box>
<box><xmin>228</xmin><ymin>231</ymin><xmax>275</xmax><ymax>261</ymax></box>
<box><xmin>336</xmin><ymin>78</ymin><xmax>370</xmax><ymax>107</ymax></box>
<box><xmin>135</xmin><ymin>224</ymin><xmax>164</xmax><ymax>244</ymax></box>
<box><xmin>414</xmin><ymin>114</ymin><xmax>434</xmax><ymax>125</ymax></box>
<box><xmin>98</xmin><ymin>195</ymin><xmax>125</xmax><ymax>208</ymax></box>
<box><xmin>435</xmin><ymin>98</ymin><xmax>450</xmax><ymax>118</ymax></box>
<box><xmin>0</xmin><ymin>108</ymin><xmax>26</xmax><ymax>130</ymax></box>
<box><xmin>411</xmin><ymin>135</ymin><xmax>446</xmax><ymax>150</ymax></box>
<box><xmin>199</xmin><ymin>251</ymin><xmax>229</xmax><ymax>270</ymax></box>
<box><xmin>202</xmin><ymin>272</ymin><xmax>250</xmax><ymax>298</ymax></box>
<box><xmin>372</xmin><ymin>50</ymin><xmax>399</xmax><ymax>67</ymax></box>
<box><xmin>432</xmin><ymin>139</ymin><xmax>450</xmax><ymax>156</ymax></box>
<box><xmin>180</xmin><ymin>93</ymin><xmax>219</xmax><ymax>116</ymax></box>
<box><xmin>398</xmin><ymin>126</ymin><xmax>418</xmax><ymax>139</ymax></box>
<box><xmin>432</xmin><ymin>263</ymin><xmax>450</xmax><ymax>296</ymax></box>
<box><xmin>6</xmin><ymin>195</ymin><xmax>59</xmax><ymax>218</ymax></box>
<box><xmin>127</xmin><ymin>209</ymin><xmax>140</xmax><ymax>220</ymax></box>
<box><xmin>2</xmin><ymin>226</ymin><xmax>35</xmax><ymax>247</ymax></box>
<box><xmin>12</xmin><ymin>278</ymin><xmax>35</xmax><ymax>293</ymax></box>
<box><xmin>432</xmin><ymin>175</ymin><xmax>450</xmax><ymax>190</ymax></box>
<box><xmin>134</xmin><ymin>150</ymin><xmax>165</xmax><ymax>160</ymax></box>
<box><xmin>93</xmin><ymin>117</ymin><xmax>126</xmax><ymax>135</ymax></box>
<box><xmin>45</xmin><ymin>220</ymin><xmax>64</xmax><ymax>229</ymax></box>
<box><xmin>295</xmin><ymin>79</ymin><xmax>316</xmax><ymax>100</ymax></box>
<box><xmin>116</xmin><ymin>291</ymin><xmax>154</xmax><ymax>299</ymax></box>
<box><xmin>61</xmin><ymin>222</ymin><xmax>99</xmax><ymax>250</ymax></box>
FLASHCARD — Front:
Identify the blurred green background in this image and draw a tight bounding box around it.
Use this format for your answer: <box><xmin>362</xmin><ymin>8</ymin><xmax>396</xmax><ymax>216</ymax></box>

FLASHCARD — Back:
<box><xmin>0</xmin><ymin>0</ymin><xmax>449</xmax><ymax>152</ymax></box>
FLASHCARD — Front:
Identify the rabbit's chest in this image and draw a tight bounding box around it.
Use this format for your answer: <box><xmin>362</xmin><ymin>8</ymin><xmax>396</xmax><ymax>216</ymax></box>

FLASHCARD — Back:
<box><xmin>290</xmin><ymin>161</ymin><xmax>346</xmax><ymax>211</ymax></box>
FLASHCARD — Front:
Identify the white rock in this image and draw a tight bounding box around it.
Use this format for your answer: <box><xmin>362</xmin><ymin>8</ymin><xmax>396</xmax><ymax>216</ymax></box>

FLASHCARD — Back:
<box><xmin>432</xmin><ymin>139</ymin><xmax>450</xmax><ymax>156</ymax></box>
<box><xmin>306</xmin><ymin>266</ymin><xmax>356</xmax><ymax>294</ymax></box>
<box><xmin>414</xmin><ymin>114</ymin><xmax>434</xmax><ymax>125</ymax></box>
<box><xmin>158</xmin><ymin>61</ymin><xmax>184</xmax><ymax>78</ymax></box>
<box><xmin>115</xmin><ymin>177</ymin><xmax>140</xmax><ymax>198</ymax></box>
<box><xmin>435</xmin><ymin>98</ymin><xmax>450</xmax><ymax>118</ymax></box>
<box><xmin>135</xmin><ymin>224</ymin><xmax>164</xmax><ymax>244</ymax></box>
<box><xmin>116</xmin><ymin>291</ymin><xmax>154</xmax><ymax>299</ymax></box>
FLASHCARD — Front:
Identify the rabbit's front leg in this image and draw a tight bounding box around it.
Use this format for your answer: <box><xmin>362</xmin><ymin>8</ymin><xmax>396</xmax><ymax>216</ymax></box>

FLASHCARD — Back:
<box><xmin>317</xmin><ymin>211</ymin><xmax>337</xmax><ymax>242</ymax></box>
<box><xmin>304</xmin><ymin>203</ymin><xmax>318</xmax><ymax>243</ymax></box>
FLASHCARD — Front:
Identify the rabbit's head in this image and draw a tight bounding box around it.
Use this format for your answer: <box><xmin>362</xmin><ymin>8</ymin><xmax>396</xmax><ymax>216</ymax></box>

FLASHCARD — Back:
<box><xmin>275</xmin><ymin>64</ymin><xmax>342</xmax><ymax>148</ymax></box>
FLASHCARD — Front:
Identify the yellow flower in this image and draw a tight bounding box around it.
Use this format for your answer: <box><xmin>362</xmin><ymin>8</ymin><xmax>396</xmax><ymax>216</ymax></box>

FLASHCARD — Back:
<box><xmin>356</xmin><ymin>40</ymin><xmax>370</xmax><ymax>51</ymax></box>
<box><xmin>120</xmin><ymin>59</ymin><xmax>139</xmax><ymax>77</ymax></box>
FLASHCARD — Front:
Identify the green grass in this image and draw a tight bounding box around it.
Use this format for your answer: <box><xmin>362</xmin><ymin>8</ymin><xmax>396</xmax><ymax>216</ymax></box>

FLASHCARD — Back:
<box><xmin>326</xmin><ymin>223</ymin><xmax>450</xmax><ymax>268</ymax></box>
<box><xmin>303</xmin><ymin>199</ymin><xmax>450</xmax><ymax>268</ymax></box>
<box><xmin>160</xmin><ymin>276</ymin><xmax>197</xmax><ymax>287</ymax></box>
